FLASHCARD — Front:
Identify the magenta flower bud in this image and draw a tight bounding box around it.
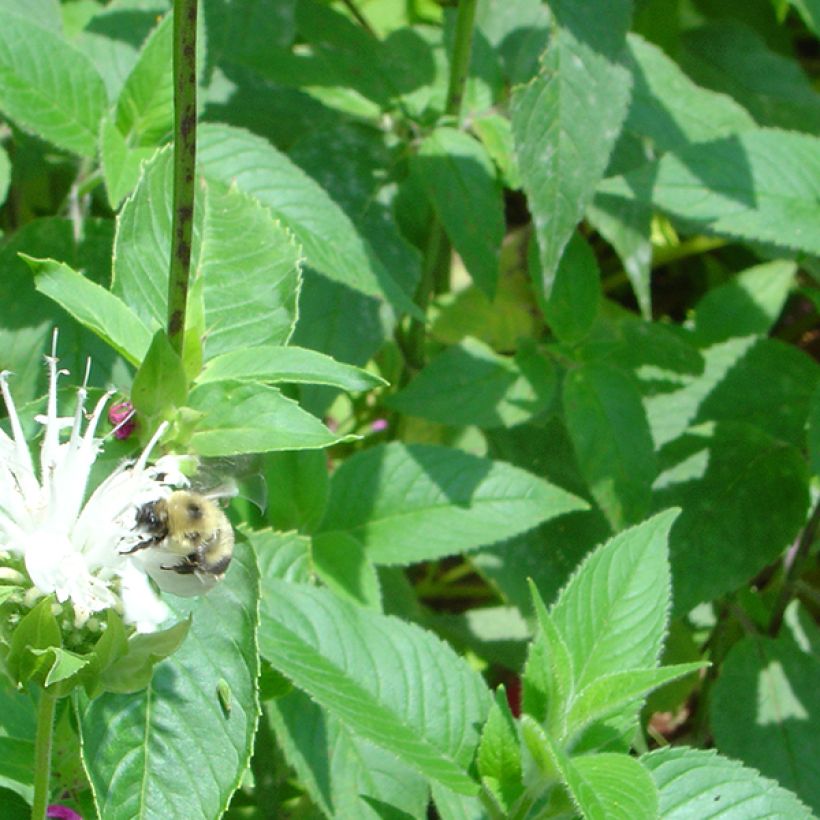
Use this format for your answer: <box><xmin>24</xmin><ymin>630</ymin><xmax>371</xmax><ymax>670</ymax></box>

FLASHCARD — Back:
<box><xmin>370</xmin><ymin>418</ymin><xmax>388</xmax><ymax>433</ymax></box>
<box><xmin>108</xmin><ymin>401</ymin><xmax>136</xmax><ymax>440</ymax></box>
<box><xmin>47</xmin><ymin>806</ymin><xmax>82</xmax><ymax>820</ymax></box>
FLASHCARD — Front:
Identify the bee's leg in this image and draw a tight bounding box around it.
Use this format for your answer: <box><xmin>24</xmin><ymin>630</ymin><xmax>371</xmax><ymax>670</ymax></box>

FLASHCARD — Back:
<box><xmin>120</xmin><ymin>536</ymin><xmax>161</xmax><ymax>555</ymax></box>
<box><xmin>161</xmin><ymin>554</ymin><xmax>199</xmax><ymax>574</ymax></box>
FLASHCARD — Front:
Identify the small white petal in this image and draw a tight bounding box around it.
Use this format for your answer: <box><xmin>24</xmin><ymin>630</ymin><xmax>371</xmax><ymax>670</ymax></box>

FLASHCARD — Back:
<box><xmin>119</xmin><ymin>563</ymin><xmax>171</xmax><ymax>632</ymax></box>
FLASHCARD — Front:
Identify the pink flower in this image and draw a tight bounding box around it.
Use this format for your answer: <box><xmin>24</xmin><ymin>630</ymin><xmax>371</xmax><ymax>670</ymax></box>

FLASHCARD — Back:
<box><xmin>47</xmin><ymin>805</ymin><xmax>82</xmax><ymax>820</ymax></box>
<box><xmin>108</xmin><ymin>401</ymin><xmax>136</xmax><ymax>440</ymax></box>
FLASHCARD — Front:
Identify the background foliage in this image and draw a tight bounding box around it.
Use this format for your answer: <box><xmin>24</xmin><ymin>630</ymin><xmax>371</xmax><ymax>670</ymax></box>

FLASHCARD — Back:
<box><xmin>1</xmin><ymin>0</ymin><xmax>819</xmax><ymax>818</ymax></box>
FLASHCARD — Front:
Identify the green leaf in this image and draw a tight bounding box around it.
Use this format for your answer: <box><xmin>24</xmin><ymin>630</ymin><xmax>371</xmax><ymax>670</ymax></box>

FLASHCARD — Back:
<box><xmin>642</xmin><ymin>746</ymin><xmax>814</xmax><ymax>819</ymax></box>
<box><xmin>563</xmin><ymin>363</ymin><xmax>657</xmax><ymax>530</ymax></box>
<box><xmin>473</xmin><ymin>113</ymin><xmax>521</xmax><ymax>189</ymax></box>
<box><xmin>597</xmin><ymin>129</ymin><xmax>820</xmax><ymax>257</ymax></box>
<box><xmin>642</xmin><ymin>336</ymin><xmax>819</xmax><ymax>450</ymax></box>
<box><xmin>113</xmin><ymin>147</ymin><xmax>302</xmax><ymax>359</ymax></box>
<box><xmin>523</xmin><ymin>580</ymin><xmax>574</xmax><ymax>732</ymax></box>
<box><xmin>198</xmin><ymin>182</ymin><xmax>302</xmax><ymax>358</ymax></box>
<box><xmin>412</xmin><ymin>127</ymin><xmax>504</xmax><ymax>297</ymax></box>
<box><xmin>114</xmin><ymin>12</ymin><xmax>173</xmax><ymax>145</ymax></box>
<box><xmin>512</xmin><ymin>0</ymin><xmax>632</xmax><ymax>294</ymax></box>
<box><xmin>477</xmin><ymin>688</ymin><xmax>524</xmax><ymax>813</ymax></box>
<box><xmin>251</xmin><ymin>528</ymin><xmax>312</xmax><ymax>586</ymax></box>
<box><xmin>258</xmin><ymin>580</ymin><xmax>490</xmax><ymax>794</ymax></box>
<box><xmin>267</xmin><ymin>687</ymin><xmax>429</xmax><ymax>819</ymax></box>
<box><xmin>311</xmin><ymin>531</ymin><xmax>381</xmax><ymax>610</ymax></box>
<box><xmin>586</xmin><ymin>195</ymin><xmax>652</xmax><ymax>318</ymax></box>
<box><xmin>100</xmin><ymin>114</ymin><xmax>156</xmax><ymax>208</ymax></box>
<box><xmin>6</xmin><ymin>598</ymin><xmax>61</xmax><ymax>688</ymax></box>
<box><xmin>0</xmin><ymin>686</ymin><xmax>35</xmax><ymax>806</ymax></box>
<box><xmin>81</xmin><ymin>538</ymin><xmax>259</xmax><ymax>819</ymax></box>
<box><xmin>692</xmin><ymin>260</ymin><xmax>796</xmax><ymax>344</ymax></box>
<box><xmin>566</xmin><ymin>663</ymin><xmax>705</xmax><ymax>742</ymax></box>
<box><xmin>196</xmin><ymin>345</ymin><xmax>385</xmax><ymax>391</ymax></box>
<box><xmin>653</xmin><ymin>423</ymin><xmax>809</xmax><ymax>615</ymax></box>
<box><xmin>26</xmin><ymin>256</ymin><xmax>152</xmax><ymax>367</ymax></box>
<box><xmin>810</xmin><ymin>381</ymin><xmax>820</xmax><ymax>478</ymax></box>
<box><xmin>543</xmin><ymin>233</ymin><xmax>601</xmax><ymax>344</ymax></box>
<box><xmin>551</xmin><ymin>511</ymin><xmax>678</xmax><ymax>691</ymax></box>
<box><xmin>98</xmin><ymin>618</ymin><xmax>190</xmax><ymax>695</ymax></box>
<box><xmin>566</xmin><ymin>753</ymin><xmax>658</xmax><ymax>820</ymax></box>
<box><xmin>710</xmin><ymin>632</ymin><xmax>820</xmax><ymax>812</ymax></box>
<box><xmin>318</xmin><ymin>442</ymin><xmax>588</xmax><ymax>565</ymax></box>
<box><xmin>0</xmin><ymin>144</ymin><xmax>10</xmax><ymax>207</ymax></box>
<box><xmin>197</xmin><ymin>123</ymin><xmax>419</xmax><ymax>317</ymax></box>
<box><xmin>186</xmin><ymin>381</ymin><xmax>350</xmax><ymax>456</ymax></box>
<box><xmin>131</xmin><ymin>329</ymin><xmax>188</xmax><ymax>418</ymax></box>
<box><xmin>624</xmin><ymin>32</ymin><xmax>755</xmax><ymax>152</ymax></box>
<box><xmin>0</xmin><ymin>9</ymin><xmax>107</xmax><ymax>156</ymax></box>
<box><xmin>261</xmin><ymin>450</ymin><xmax>329</xmax><ymax>533</ymax></box>
<box><xmin>681</xmin><ymin>23</ymin><xmax>820</xmax><ymax>134</ymax></box>
<box><xmin>387</xmin><ymin>337</ymin><xmax>556</xmax><ymax>429</ymax></box>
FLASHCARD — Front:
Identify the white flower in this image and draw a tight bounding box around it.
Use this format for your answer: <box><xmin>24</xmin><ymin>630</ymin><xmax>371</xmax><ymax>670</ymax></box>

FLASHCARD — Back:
<box><xmin>0</xmin><ymin>337</ymin><xmax>186</xmax><ymax>633</ymax></box>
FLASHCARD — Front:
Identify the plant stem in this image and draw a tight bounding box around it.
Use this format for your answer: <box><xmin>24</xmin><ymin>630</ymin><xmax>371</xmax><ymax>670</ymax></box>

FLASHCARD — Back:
<box><xmin>167</xmin><ymin>0</ymin><xmax>199</xmax><ymax>356</ymax></box>
<box><xmin>340</xmin><ymin>0</ymin><xmax>376</xmax><ymax>36</ymax></box>
<box><xmin>31</xmin><ymin>689</ymin><xmax>57</xmax><ymax>820</ymax></box>
<box><xmin>445</xmin><ymin>0</ymin><xmax>478</xmax><ymax>119</ymax></box>
<box><xmin>768</xmin><ymin>497</ymin><xmax>820</xmax><ymax>636</ymax></box>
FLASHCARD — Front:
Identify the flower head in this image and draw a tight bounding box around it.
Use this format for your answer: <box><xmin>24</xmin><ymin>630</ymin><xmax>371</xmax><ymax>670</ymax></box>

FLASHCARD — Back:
<box><xmin>0</xmin><ymin>336</ymin><xmax>187</xmax><ymax>632</ymax></box>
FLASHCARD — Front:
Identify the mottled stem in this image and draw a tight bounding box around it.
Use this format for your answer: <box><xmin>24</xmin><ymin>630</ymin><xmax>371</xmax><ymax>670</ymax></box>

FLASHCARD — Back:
<box><xmin>167</xmin><ymin>0</ymin><xmax>198</xmax><ymax>356</ymax></box>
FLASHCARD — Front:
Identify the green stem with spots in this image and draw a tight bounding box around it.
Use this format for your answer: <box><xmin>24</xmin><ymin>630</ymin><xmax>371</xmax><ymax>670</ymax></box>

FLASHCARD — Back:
<box><xmin>31</xmin><ymin>688</ymin><xmax>57</xmax><ymax>820</ymax></box>
<box><xmin>167</xmin><ymin>0</ymin><xmax>199</xmax><ymax>356</ymax></box>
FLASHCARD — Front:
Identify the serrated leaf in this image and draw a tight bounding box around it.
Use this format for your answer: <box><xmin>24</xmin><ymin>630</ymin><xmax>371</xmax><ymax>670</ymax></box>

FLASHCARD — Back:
<box><xmin>597</xmin><ymin>129</ymin><xmax>820</xmax><ymax>257</ymax></box>
<box><xmin>114</xmin><ymin>12</ymin><xmax>173</xmax><ymax>145</ymax></box>
<box><xmin>624</xmin><ymin>32</ymin><xmax>756</xmax><ymax>151</ymax></box>
<box><xmin>6</xmin><ymin>598</ymin><xmax>61</xmax><ymax>688</ymax></box>
<box><xmin>197</xmin><ymin>123</ymin><xmax>418</xmax><ymax>316</ymax></box>
<box><xmin>0</xmin><ymin>683</ymin><xmax>36</xmax><ymax>805</ymax></box>
<box><xmin>551</xmin><ymin>511</ymin><xmax>678</xmax><ymax>690</ymax></box>
<box><xmin>26</xmin><ymin>256</ymin><xmax>151</xmax><ymax>367</ymax></box>
<box><xmin>681</xmin><ymin>22</ymin><xmax>820</xmax><ymax>134</ymax></box>
<box><xmin>187</xmin><ymin>381</ymin><xmax>350</xmax><ymax>456</ymax></box>
<box><xmin>543</xmin><ymin>233</ymin><xmax>601</xmax><ymax>343</ymax></box>
<box><xmin>413</xmin><ymin>127</ymin><xmax>504</xmax><ymax>297</ymax></box>
<box><xmin>387</xmin><ymin>337</ymin><xmax>555</xmax><ymax>429</ymax></box>
<box><xmin>0</xmin><ymin>9</ymin><xmax>107</xmax><ymax>156</ymax></box>
<box><xmin>113</xmin><ymin>147</ymin><xmax>301</xmax><ymax>359</ymax></box>
<box><xmin>312</xmin><ymin>531</ymin><xmax>381</xmax><ymax>610</ymax></box>
<box><xmin>710</xmin><ymin>632</ymin><xmax>820</xmax><ymax>812</ymax></box>
<box><xmin>199</xmin><ymin>181</ymin><xmax>302</xmax><ymax>358</ymax></box>
<box><xmin>642</xmin><ymin>746</ymin><xmax>814</xmax><ymax>819</ymax></box>
<box><xmin>131</xmin><ymin>329</ymin><xmax>188</xmax><ymax>418</ymax></box>
<box><xmin>477</xmin><ymin>688</ymin><xmax>524</xmax><ymax>812</ymax></box>
<box><xmin>318</xmin><ymin>442</ymin><xmax>587</xmax><ymax>565</ymax></box>
<box><xmin>523</xmin><ymin>580</ymin><xmax>574</xmax><ymax>734</ymax></box>
<box><xmin>196</xmin><ymin>345</ymin><xmax>385</xmax><ymax>391</ymax></box>
<box><xmin>512</xmin><ymin>0</ymin><xmax>632</xmax><ymax>294</ymax></box>
<box><xmin>81</xmin><ymin>538</ymin><xmax>259</xmax><ymax>820</ymax></box>
<box><xmin>268</xmin><ymin>686</ymin><xmax>429</xmax><ymax>820</ymax></box>
<box><xmin>653</xmin><ymin>423</ymin><xmax>809</xmax><ymax>615</ymax></box>
<box><xmin>566</xmin><ymin>753</ymin><xmax>658</xmax><ymax>820</ymax></box>
<box><xmin>100</xmin><ymin>114</ymin><xmax>156</xmax><ymax>208</ymax></box>
<box><xmin>260</xmin><ymin>451</ymin><xmax>329</xmax><ymax>534</ymax></box>
<box><xmin>258</xmin><ymin>580</ymin><xmax>490</xmax><ymax>794</ymax></box>
<box><xmin>566</xmin><ymin>663</ymin><xmax>705</xmax><ymax>742</ymax></box>
<box><xmin>692</xmin><ymin>260</ymin><xmax>796</xmax><ymax>344</ymax></box>
<box><xmin>563</xmin><ymin>363</ymin><xmax>657</xmax><ymax>529</ymax></box>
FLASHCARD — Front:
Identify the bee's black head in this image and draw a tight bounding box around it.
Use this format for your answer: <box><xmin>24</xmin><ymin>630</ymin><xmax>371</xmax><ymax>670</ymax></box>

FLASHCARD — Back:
<box><xmin>135</xmin><ymin>501</ymin><xmax>163</xmax><ymax>531</ymax></box>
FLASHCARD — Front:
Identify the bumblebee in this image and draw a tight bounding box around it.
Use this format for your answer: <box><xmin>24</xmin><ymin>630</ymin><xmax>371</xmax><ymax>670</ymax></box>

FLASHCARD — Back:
<box><xmin>124</xmin><ymin>490</ymin><xmax>233</xmax><ymax>593</ymax></box>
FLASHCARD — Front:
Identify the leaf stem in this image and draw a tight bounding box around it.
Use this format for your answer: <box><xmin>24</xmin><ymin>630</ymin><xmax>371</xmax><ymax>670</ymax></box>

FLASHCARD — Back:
<box><xmin>767</xmin><ymin>497</ymin><xmax>820</xmax><ymax>636</ymax></box>
<box><xmin>31</xmin><ymin>688</ymin><xmax>57</xmax><ymax>820</ymax></box>
<box><xmin>167</xmin><ymin>0</ymin><xmax>199</xmax><ymax>356</ymax></box>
